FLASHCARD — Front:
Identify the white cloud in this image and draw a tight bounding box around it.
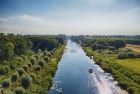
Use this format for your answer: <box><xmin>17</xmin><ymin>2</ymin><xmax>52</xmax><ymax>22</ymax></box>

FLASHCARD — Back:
<box><xmin>0</xmin><ymin>6</ymin><xmax>140</xmax><ymax>35</ymax></box>
<box><xmin>19</xmin><ymin>15</ymin><xmax>42</xmax><ymax>23</ymax></box>
<box><xmin>0</xmin><ymin>17</ymin><xmax>9</xmax><ymax>23</ymax></box>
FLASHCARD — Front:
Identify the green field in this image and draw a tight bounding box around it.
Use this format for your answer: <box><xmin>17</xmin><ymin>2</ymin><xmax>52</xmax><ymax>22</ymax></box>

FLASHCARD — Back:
<box><xmin>117</xmin><ymin>58</ymin><xmax>140</xmax><ymax>74</ymax></box>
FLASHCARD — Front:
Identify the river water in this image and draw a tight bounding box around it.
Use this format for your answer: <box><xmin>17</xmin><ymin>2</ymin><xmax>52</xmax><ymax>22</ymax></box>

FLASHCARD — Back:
<box><xmin>49</xmin><ymin>41</ymin><xmax>128</xmax><ymax>94</ymax></box>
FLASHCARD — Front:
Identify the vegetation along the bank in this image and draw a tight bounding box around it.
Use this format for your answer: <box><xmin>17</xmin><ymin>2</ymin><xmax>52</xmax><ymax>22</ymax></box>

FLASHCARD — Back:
<box><xmin>0</xmin><ymin>33</ymin><xmax>66</xmax><ymax>94</ymax></box>
<box><xmin>71</xmin><ymin>35</ymin><xmax>140</xmax><ymax>94</ymax></box>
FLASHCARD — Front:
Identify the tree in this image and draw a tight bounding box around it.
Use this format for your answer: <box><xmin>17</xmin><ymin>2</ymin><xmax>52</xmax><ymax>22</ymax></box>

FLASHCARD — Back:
<box><xmin>0</xmin><ymin>42</ymin><xmax>14</xmax><ymax>61</ymax></box>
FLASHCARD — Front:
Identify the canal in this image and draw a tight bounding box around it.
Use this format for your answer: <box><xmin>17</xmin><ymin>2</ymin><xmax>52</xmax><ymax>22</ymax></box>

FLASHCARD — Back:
<box><xmin>49</xmin><ymin>40</ymin><xmax>127</xmax><ymax>94</ymax></box>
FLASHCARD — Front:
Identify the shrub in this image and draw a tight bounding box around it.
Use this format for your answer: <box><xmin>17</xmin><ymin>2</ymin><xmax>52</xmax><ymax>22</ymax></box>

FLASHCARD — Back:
<box><xmin>117</xmin><ymin>52</ymin><xmax>128</xmax><ymax>59</ymax></box>
<box><xmin>50</xmin><ymin>51</ymin><xmax>54</xmax><ymax>55</ymax></box>
<box><xmin>14</xmin><ymin>87</ymin><xmax>25</xmax><ymax>94</ymax></box>
<box><xmin>43</xmin><ymin>56</ymin><xmax>49</xmax><ymax>62</ymax></box>
<box><xmin>108</xmin><ymin>46</ymin><xmax>115</xmax><ymax>50</ymax></box>
<box><xmin>27</xmin><ymin>63</ymin><xmax>31</xmax><ymax>68</ymax></box>
<box><xmin>22</xmin><ymin>65</ymin><xmax>29</xmax><ymax>71</ymax></box>
<box><xmin>30</xmin><ymin>58</ymin><xmax>36</xmax><ymax>65</ymax></box>
<box><xmin>1</xmin><ymin>79</ymin><xmax>10</xmax><ymax>88</ymax></box>
<box><xmin>0</xmin><ymin>66</ymin><xmax>10</xmax><ymax>75</ymax></box>
<box><xmin>29</xmin><ymin>73</ymin><xmax>36</xmax><ymax>82</ymax></box>
<box><xmin>127</xmin><ymin>52</ymin><xmax>135</xmax><ymax>58</ymax></box>
<box><xmin>35</xmin><ymin>55</ymin><xmax>39</xmax><ymax>60</ymax></box>
<box><xmin>34</xmin><ymin>65</ymin><xmax>41</xmax><ymax>71</ymax></box>
<box><xmin>21</xmin><ymin>74</ymin><xmax>32</xmax><ymax>89</ymax></box>
<box><xmin>38</xmin><ymin>60</ymin><xmax>45</xmax><ymax>68</ymax></box>
<box><xmin>18</xmin><ymin>68</ymin><xmax>25</xmax><ymax>77</ymax></box>
<box><xmin>9</xmin><ymin>64</ymin><xmax>16</xmax><ymax>70</ymax></box>
<box><xmin>37</xmin><ymin>49</ymin><xmax>42</xmax><ymax>53</ymax></box>
<box><xmin>119</xmin><ymin>48</ymin><xmax>133</xmax><ymax>53</ymax></box>
<box><xmin>135</xmin><ymin>53</ymin><xmax>140</xmax><ymax>58</ymax></box>
<box><xmin>47</xmin><ymin>52</ymin><xmax>52</xmax><ymax>57</ymax></box>
<box><xmin>11</xmin><ymin>73</ymin><xmax>19</xmax><ymax>82</ymax></box>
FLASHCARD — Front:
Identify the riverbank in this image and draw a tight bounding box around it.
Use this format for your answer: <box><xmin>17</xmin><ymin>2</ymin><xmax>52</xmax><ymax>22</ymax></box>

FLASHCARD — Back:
<box><xmin>83</xmin><ymin>47</ymin><xmax>140</xmax><ymax>94</ymax></box>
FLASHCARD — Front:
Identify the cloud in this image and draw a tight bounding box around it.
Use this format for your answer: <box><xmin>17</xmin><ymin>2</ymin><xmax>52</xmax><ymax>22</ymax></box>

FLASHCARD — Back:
<box><xmin>0</xmin><ymin>17</ymin><xmax>9</xmax><ymax>23</ymax></box>
<box><xmin>19</xmin><ymin>15</ymin><xmax>42</xmax><ymax>23</ymax></box>
<box><xmin>0</xmin><ymin>0</ymin><xmax>140</xmax><ymax>35</ymax></box>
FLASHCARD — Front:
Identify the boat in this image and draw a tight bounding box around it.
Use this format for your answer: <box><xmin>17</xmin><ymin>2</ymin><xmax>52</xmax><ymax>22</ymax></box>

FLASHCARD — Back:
<box><xmin>89</xmin><ymin>69</ymin><xmax>93</xmax><ymax>73</ymax></box>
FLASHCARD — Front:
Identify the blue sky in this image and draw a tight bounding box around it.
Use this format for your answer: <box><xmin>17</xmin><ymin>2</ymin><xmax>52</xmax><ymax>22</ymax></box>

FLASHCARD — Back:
<box><xmin>0</xmin><ymin>0</ymin><xmax>140</xmax><ymax>35</ymax></box>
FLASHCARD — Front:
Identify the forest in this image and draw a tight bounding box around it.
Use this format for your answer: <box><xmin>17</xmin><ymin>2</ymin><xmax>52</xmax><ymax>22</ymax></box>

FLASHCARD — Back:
<box><xmin>0</xmin><ymin>33</ymin><xmax>66</xmax><ymax>94</ymax></box>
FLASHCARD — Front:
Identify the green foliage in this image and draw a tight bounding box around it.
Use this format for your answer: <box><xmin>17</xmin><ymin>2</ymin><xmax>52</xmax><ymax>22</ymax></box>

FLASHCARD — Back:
<box><xmin>21</xmin><ymin>74</ymin><xmax>32</xmax><ymax>89</ymax></box>
<box><xmin>27</xmin><ymin>63</ymin><xmax>31</xmax><ymax>68</ymax></box>
<box><xmin>43</xmin><ymin>56</ymin><xmax>49</xmax><ymax>62</ymax></box>
<box><xmin>30</xmin><ymin>58</ymin><xmax>36</xmax><ymax>65</ymax></box>
<box><xmin>14</xmin><ymin>36</ymin><xmax>32</xmax><ymax>55</ymax></box>
<box><xmin>1</xmin><ymin>79</ymin><xmax>11</xmax><ymax>88</ymax></box>
<box><xmin>127</xmin><ymin>52</ymin><xmax>135</xmax><ymax>58</ymax></box>
<box><xmin>79</xmin><ymin>38</ymin><xmax>126</xmax><ymax>50</ymax></box>
<box><xmin>0</xmin><ymin>42</ymin><xmax>14</xmax><ymax>61</ymax></box>
<box><xmin>14</xmin><ymin>87</ymin><xmax>25</xmax><ymax>94</ymax></box>
<box><xmin>22</xmin><ymin>65</ymin><xmax>29</xmax><ymax>72</ymax></box>
<box><xmin>11</xmin><ymin>73</ymin><xmax>19</xmax><ymax>82</ymax></box>
<box><xmin>34</xmin><ymin>65</ymin><xmax>41</xmax><ymax>71</ymax></box>
<box><xmin>117</xmin><ymin>50</ymin><xmax>136</xmax><ymax>59</ymax></box>
<box><xmin>117</xmin><ymin>52</ymin><xmax>128</xmax><ymax>59</ymax></box>
<box><xmin>29</xmin><ymin>73</ymin><xmax>36</xmax><ymax>82</ymax></box>
<box><xmin>38</xmin><ymin>60</ymin><xmax>45</xmax><ymax>68</ymax></box>
<box><xmin>84</xmin><ymin>47</ymin><xmax>140</xmax><ymax>94</ymax></box>
<box><xmin>135</xmin><ymin>53</ymin><xmax>140</xmax><ymax>58</ymax></box>
<box><xmin>0</xmin><ymin>34</ymin><xmax>66</xmax><ymax>93</ymax></box>
<box><xmin>0</xmin><ymin>66</ymin><xmax>10</xmax><ymax>75</ymax></box>
<box><xmin>46</xmin><ymin>52</ymin><xmax>52</xmax><ymax>57</ymax></box>
<box><xmin>18</xmin><ymin>68</ymin><xmax>25</xmax><ymax>77</ymax></box>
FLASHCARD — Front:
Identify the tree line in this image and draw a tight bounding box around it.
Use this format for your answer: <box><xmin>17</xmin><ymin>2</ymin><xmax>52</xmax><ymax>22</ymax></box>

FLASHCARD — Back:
<box><xmin>0</xmin><ymin>33</ymin><xmax>66</xmax><ymax>63</ymax></box>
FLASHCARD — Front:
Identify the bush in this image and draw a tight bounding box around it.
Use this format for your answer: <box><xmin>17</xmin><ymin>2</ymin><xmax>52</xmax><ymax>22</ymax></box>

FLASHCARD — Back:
<box><xmin>135</xmin><ymin>53</ymin><xmax>140</xmax><ymax>58</ymax></box>
<box><xmin>9</xmin><ymin>64</ymin><xmax>16</xmax><ymax>70</ymax></box>
<box><xmin>127</xmin><ymin>52</ymin><xmax>135</xmax><ymax>58</ymax></box>
<box><xmin>27</xmin><ymin>63</ymin><xmax>31</xmax><ymax>68</ymax></box>
<box><xmin>11</xmin><ymin>73</ymin><xmax>19</xmax><ymax>82</ymax></box>
<box><xmin>34</xmin><ymin>65</ymin><xmax>41</xmax><ymax>71</ymax></box>
<box><xmin>22</xmin><ymin>65</ymin><xmax>29</xmax><ymax>71</ymax></box>
<box><xmin>21</xmin><ymin>74</ymin><xmax>32</xmax><ymax>89</ymax></box>
<box><xmin>46</xmin><ymin>52</ymin><xmax>52</xmax><ymax>57</ymax></box>
<box><xmin>29</xmin><ymin>73</ymin><xmax>36</xmax><ymax>82</ymax></box>
<box><xmin>0</xmin><ymin>66</ymin><xmax>10</xmax><ymax>75</ymax></box>
<box><xmin>14</xmin><ymin>87</ymin><xmax>25</xmax><ymax>94</ymax></box>
<box><xmin>38</xmin><ymin>60</ymin><xmax>45</xmax><ymax>68</ymax></box>
<box><xmin>43</xmin><ymin>56</ymin><xmax>49</xmax><ymax>62</ymax></box>
<box><xmin>30</xmin><ymin>58</ymin><xmax>36</xmax><ymax>65</ymax></box>
<box><xmin>119</xmin><ymin>48</ymin><xmax>133</xmax><ymax>53</ymax></box>
<box><xmin>50</xmin><ymin>51</ymin><xmax>54</xmax><ymax>55</ymax></box>
<box><xmin>35</xmin><ymin>55</ymin><xmax>39</xmax><ymax>60</ymax></box>
<box><xmin>1</xmin><ymin>79</ymin><xmax>10</xmax><ymax>88</ymax></box>
<box><xmin>18</xmin><ymin>68</ymin><xmax>25</xmax><ymax>77</ymax></box>
<box><xmin>108</xmin><ymin>46</ymin><xmax>115</xmax><ymax>50</ymax></box>
<box><xmin>117</xmin><ymin>52</ymin><xmax>128</xmax><ymax>59</ymax></box>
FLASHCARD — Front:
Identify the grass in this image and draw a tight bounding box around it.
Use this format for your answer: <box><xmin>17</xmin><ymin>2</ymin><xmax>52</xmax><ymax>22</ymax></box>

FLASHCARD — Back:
<box><xmin>117</xmin><ymin>58</ymin><xmax>140</xmax><ymax>74</ymax></box>
<box><xmin>126</xmin><ymin>44</ymin><xmax>140</xmax><ymax>52</ymax></box>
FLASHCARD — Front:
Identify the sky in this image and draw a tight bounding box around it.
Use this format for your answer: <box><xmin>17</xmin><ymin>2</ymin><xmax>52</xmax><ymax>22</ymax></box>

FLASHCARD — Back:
<box><xmin>0</xmin><ymin>0</ymin><xmax>140</xmax><ymax>35</ymax></box>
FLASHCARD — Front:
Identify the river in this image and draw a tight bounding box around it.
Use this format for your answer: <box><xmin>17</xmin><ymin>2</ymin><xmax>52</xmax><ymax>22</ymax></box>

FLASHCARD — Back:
<box><xmin>49</xmin><ymin>40</ymin><xmax>128</xmax><ymax>94</ymax></box>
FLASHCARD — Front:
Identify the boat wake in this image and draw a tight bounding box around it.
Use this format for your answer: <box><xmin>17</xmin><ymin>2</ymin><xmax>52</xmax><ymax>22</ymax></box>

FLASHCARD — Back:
<box><xmin>88</xmin><ymin>58</ymin><xmax>128</xmax><ymax>94</ymax></box>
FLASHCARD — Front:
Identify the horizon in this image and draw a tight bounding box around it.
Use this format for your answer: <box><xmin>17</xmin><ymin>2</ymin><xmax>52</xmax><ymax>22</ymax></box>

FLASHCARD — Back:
<box><xmin>0</xmin><ymin>0</ymin><xmax>140</xmax><ymax>35</ymax></box>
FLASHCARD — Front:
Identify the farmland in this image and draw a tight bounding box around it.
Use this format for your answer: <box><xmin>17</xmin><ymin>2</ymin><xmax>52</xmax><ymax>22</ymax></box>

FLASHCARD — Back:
<box><xmin>126</xmin><ymin>44</ymin><xmax>140</xmax><ymax>52</ymax></box>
